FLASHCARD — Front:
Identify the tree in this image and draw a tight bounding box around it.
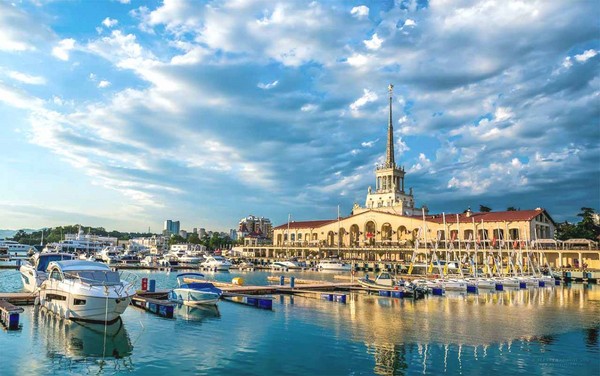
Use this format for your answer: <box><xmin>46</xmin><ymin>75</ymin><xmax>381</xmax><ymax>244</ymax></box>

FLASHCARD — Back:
<box><xmin>479</xmin><ymin>205</ymin><xmax>492</xmax><ymax>212</ymax></box>
<box><xmin>556</xmin><ymin>207</ymin><xmax>599</xmax><ymax>241</ymax></box>
<box><xmin>506</xmin><ymin>206</ymin><xmax>518</xmax><ymax>211</ymax></box>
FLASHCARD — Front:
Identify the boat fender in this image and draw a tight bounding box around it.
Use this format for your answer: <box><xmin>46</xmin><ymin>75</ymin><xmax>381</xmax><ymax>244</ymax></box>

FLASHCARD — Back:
<box><xmin>232</xmin><ymin>277</ymin><xmax>244</xmax><ymax>286</ymax></box>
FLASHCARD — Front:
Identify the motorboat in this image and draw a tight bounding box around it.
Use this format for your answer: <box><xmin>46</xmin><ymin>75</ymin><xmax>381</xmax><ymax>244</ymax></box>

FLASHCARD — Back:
<box><xmin>201</xmin><ymin>256</ymin><xmax>232</xmax><ymax>271</ymax></box>
<box><xmin>19</xmin><ymin>252</ymin><xmax>75</xmax><ymax>292</ymax></box>
<box><xmin>411</xmin><ymin>278</ymin><xmax>442</xmax><ymax>291</ymax></box>
<box><xmin>492</xmin><ymin>276</ymin><xmax>520</xmax><ymax>287</ymax></box>
<box><xmin>141</xmin><ymin>255</ymin><xmax>159</xmax><ymax>267</ymax></box>
<box><xmin>357</xmin><ymin>271</ymin><xmax>404</xmax><ymax>289</ymax></box>
<box><xmin>168</xmin><ymin>273</ymin><xmax>222</xmax><ymax>306</ymax></box>
<box><xmin>168</xmin><ymin>250</ymin><xmax>203</xmax><ymax>264</ymax></box>
<box><xmin>271</xmin><ymin>258</ymin><xmax>302</xmax><ymax>270</ymax></box>
<box><xmin>39</xmin><ymin>260</ymin><xmax>135</xmax><ymax>323</ymax></box>
<box><xmin>316</xmin><ymin>259</ymin><xmax>352</xmax><ymax>271</ymax></box>
<box><xmin>158</xmin><ymin>255</ymin><xmax>179</xmax><ymax>267</ymax></box>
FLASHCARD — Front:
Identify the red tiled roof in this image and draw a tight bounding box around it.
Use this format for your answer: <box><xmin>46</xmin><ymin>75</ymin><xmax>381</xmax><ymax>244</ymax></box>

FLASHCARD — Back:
<box><xmin>423</xmin><ymin>209</ymin><xmax>552</xmax><ymax>224</ymax></box>
<box><xmin>273</xmin><ymin>219</ymin><xmax>336</xmax><ymax>230</ymax></box>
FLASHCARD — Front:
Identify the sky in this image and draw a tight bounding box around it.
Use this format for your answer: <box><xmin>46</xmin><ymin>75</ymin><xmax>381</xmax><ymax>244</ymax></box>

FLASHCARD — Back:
<box><xmin>0</xmin><ymin>0</ymin><xmax>598</xmax><ymax>233</ymax></box>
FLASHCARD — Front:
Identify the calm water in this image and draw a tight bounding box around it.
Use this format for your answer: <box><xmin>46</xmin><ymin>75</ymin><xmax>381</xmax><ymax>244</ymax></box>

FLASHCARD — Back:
<box><xmin>0</xmin><ymin>269</ymin><xmax>598</xmax><ymax>375</ymax></box>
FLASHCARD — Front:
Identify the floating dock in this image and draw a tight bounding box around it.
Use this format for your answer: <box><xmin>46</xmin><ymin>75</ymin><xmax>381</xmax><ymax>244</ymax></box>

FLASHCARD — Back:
<box><xmin>131</xmin><ymin>291</ymin><xmax>176</xmax><ymax>318</ymax></box>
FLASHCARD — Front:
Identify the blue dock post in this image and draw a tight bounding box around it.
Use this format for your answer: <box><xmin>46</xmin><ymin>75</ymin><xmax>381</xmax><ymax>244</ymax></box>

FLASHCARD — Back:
<box><xmin>555</xmin><ymin>279</ymin><xmax>560</xmax><ymax>285</ymax></box>
<box><xmin>148</xmin><ymin>279</ymin><xmax>156</xmax><ymax>292</ymax></box>
<box><xmin>378</xmin><ymin>290</ymin><xmax>391</xmax><ymax>297</ymax></box>
<box><xmin>391</xmin><ymin>290</ymin><xmax>404</xmax><ymax>299</ymax></box>
<box><xmin>495</xmin><ymin>283</ymin><xmax>503</xmax><ymax>291</ymax></box>
<box><xmin>280</xmin><ymin>275</ymin><xmax>285</xmax><ymax>286</ymax></box>
<box><xmin>336</xmin><ymin>295</ymin><xmax>347</xmax><ymax>303</ymax></box>
<box><xmin>538</xmin><ymin>281</ymin><xmax>545</xmax><ymax>287</ymax></box>
<box><xmin>290</xmin><ymin>276</ymin><xmax>295</xmax><ymax>288</ymax></box>
<box><xmin>467</xmin><ymin>285</ymin><xmax>478</xmax><ymax>293</ymax></box>
<box><xmin>432</xmin><ymin>287</ymin><xmax>444</xmax><ymax>296</ymax></box>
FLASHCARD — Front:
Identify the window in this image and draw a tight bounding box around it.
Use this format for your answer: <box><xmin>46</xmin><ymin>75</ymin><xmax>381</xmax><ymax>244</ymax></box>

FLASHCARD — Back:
<box><xmin>74</xmin><ymin>298</ymin><xmax>86</xmax><ymax>306</ymax></box>
<box><xmin>50</xmin><ymin>270</ymin><xmax>62</xmax><ymax>281</ymax></box>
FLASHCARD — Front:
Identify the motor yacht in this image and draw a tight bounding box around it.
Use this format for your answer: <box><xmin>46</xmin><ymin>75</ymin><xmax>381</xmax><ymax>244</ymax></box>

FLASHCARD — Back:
<box><xmin>19</xmin><ymin>252</ymin><xmax>75</xmax><ymax>292</ymax></box>
<box><xmin>435</xmin><ymin>278</ymin><xmax>468</xmax><ymax>291</ymax></box>
<box><xmin>168</xmin><ymin>250</ymin><xmax>203</xmax><ymax>265</ymax></box>
<box><xmin>316</xmin><ymin>259</ymin><xmax>352</xmax><ymax>271</ymax></box>
<box><xmin>168</xmin><ymin>273</ymin><xmax>222</xmax><ymax>306</ymax></box>
<box><xmin>271</xmin><ymin>258</ymin><xmax>302</xmax><ymax>270</ymax></box>
<box><xmin>464</xmin><ymin>277</ymin><xmax>496</xmax><ymax>289</ymax></box>
<box><xmin>201</xmin><ymin>256</ymin><xmax>232</xmax><ymax>271</ymax></box>
<box><xmin>39</xmin><ymin>260</ymin><xmax>135</xmax><ymax>323</ymax></box>
<box><xmin>0</xmin><ymin>239</ymin><xmax>35</xmax><ymax>260</ymax></box>
<box><xmin>98</xmin><ymin>246</ymin><xmax>122</xmax><ymax>264</ymax></box>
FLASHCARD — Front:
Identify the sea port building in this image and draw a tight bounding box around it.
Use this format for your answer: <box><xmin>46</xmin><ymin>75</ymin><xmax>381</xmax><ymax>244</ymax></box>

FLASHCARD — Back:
<box><xmin>242</xmin><ymin>85</ymin><xmax>599</xmax><ymax>270</ymax></box>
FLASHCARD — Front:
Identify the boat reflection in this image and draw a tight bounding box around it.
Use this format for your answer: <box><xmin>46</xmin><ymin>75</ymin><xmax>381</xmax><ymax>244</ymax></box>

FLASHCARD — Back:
<box><xmin>38</xmin><ymin>307</ymin><xmax>133</xmax><ymax>359</ymax></box>
<box><xmin>174</xmin><ymin>303</ymin><xmax>220</xmax><ymax>322</ymax></box>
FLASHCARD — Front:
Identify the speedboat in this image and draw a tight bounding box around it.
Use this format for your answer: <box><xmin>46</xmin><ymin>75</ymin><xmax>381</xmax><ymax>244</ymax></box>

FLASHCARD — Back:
<box><xmin>201</xmin><ymin>256</ymin><xmax>232</xmax><ymax>271</ymax></box>
<box><xmin>357</xmin><ymin>272</ymin><xmax>404</xmax><ymax>289</ymax></box>
<box><xmin>19</xmin><ymin>252</ymin><xmax>75</xmax><ymax>292</ymax></box>
<box><xmin>317</xmin><ymin>259</ymin><xmax>352</xmax><ymax>271</ymax></box>
<box><xmin>271</xmin><ymin>258</ymin><xmax>302</xmax><ymax>270</ymax></box>
<box><xmin>168</xmin><ymin>273</ymin><xmax>222</xmax><ymax>306</ymax></box>
<box><xmin>98</xmin><ymin>246</ymin><xmax>122</xmax><ymax>264</ymax></box>
<box><xmin>39</xmin><ymin>260</ymin><xmax>135</xmax><ymax>323</ymax></box>
<box><xmin>168</xmin><ymin>250</ymin><xmax>203</xmax><ymax>264</ymax></box>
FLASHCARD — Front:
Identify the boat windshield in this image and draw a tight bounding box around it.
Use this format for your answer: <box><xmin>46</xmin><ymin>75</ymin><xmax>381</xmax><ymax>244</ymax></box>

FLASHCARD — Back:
<box><xmin>67</xmin><ymin>270</ymin><xmax>121</xmax><ymax>285</ymax></box>
<box><xmin>37</xmin><ymin>254</ymin><xmax>74</xmax><ymax>272</ymax></box>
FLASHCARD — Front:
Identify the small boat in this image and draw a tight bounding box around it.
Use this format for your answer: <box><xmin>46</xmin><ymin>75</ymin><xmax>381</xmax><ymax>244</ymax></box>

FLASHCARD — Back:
<box><xmin>317</xmin><ymin>259</ymin><xmax>352</xmax><ymax>271</ymax></box>
<box><xmin>39</xmin><ymin>260</ymin><xmax>135</xmax><ymax>323</ymax></box>
<box><xmin>19</xmin><ymin>252</ymin><xmax>75</xmax><ymax>292</ymax></box>
<box><xmin>98</xmin><ymin>246</ymin><xmax>122</xmax><ymax>264</ymax></box>
<box><xmin>464</xmin><ymin>277</ymin><xmax>496</xmax><ymax>289</ymax></box>
<box><xmin>168</xmin><ymin>273</ymin><xmax>222</xmax><ymax>306</ymax></box>
<box><xmin>201</xmin><ymin>256</ymin><xmax>232</xmax><ymax>271</ymax></box>
<box><xmin>435</xmin><ymin>278</ymin><xmax>467</xmax><ymax>291</ymax></box>
<box><xmin>357</xmin><ymin>271</ymin><xmax>405</xmax><ymax>289</ymax></box>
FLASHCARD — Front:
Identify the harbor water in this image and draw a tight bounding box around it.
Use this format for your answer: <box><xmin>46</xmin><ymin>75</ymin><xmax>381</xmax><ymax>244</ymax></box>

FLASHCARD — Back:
<box><xmin>0</xmin><ymin>269</ymin><xmax>598</xmax><ymax>375</ymax></box>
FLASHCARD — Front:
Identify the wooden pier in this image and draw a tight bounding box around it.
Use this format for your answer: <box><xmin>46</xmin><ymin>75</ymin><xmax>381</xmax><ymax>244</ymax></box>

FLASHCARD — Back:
<box><xmin>0</xmin><ymin>292</ymin><xmax>37</xmax><ymax>305</ymax></box>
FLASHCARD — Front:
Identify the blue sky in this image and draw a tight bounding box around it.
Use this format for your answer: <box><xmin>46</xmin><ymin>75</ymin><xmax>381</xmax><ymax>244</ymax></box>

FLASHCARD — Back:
<box><xmin>0</xmin><ymin>0</ymin><xmax>598</xmax><ymax>232</ymax></box>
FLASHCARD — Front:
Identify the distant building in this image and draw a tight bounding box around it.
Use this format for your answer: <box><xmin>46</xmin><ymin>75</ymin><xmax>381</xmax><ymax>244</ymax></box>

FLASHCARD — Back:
<box><xmin>130</xmin><ymin>235</ymin><xmax>167</xmax><ymax>254</ymax></box>
<box><xmin>192</xmin><ymin>228</ymin><xmax>198</xmax><ymax>234</ymax></box>
<box><xmin>163</xmin><ymin>220</ymin><xmax>180</xmax><ymax>236</ymax></box>
<box><xmin>179</xmin><ymin>230</ymin><xmax>188</xmax><ymax>239</ymax></box>
<box><xmin>229</xmin><ymin>229</ymin><xmax>238</xmax><ymax>240</ymax></box>
<box><xmin>199</xmin><ymin>228</ymin><xmax>207</xmax><ymax>238</ymax></box>
<box><xmin>238</xmin><ymin>215</ymin><xmax>273</xmax><ymax>239</ymax></box>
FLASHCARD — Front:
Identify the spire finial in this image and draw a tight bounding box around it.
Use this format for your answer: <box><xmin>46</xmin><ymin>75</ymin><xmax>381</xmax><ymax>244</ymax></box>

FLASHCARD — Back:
<box><xmin>385</xmin><ymin>83</ymin><xmax>395</xmax><ymax>168</ymax></box>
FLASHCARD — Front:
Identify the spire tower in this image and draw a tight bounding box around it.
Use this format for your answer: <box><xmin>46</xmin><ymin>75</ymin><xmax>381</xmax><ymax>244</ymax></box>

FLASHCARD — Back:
<box><xmin>386</xmin><ymin>84</ymin><xmax>395</xmax><ymax>168</ymax></box>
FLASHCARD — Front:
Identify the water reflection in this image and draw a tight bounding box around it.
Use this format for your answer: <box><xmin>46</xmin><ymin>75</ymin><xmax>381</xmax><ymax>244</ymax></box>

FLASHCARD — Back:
<box><xmin>174</xmin><ymin>304</ymin><xmax>220</xmax><ymax>322</ymax></box>
<box><xmin>37</xmin><ymin>307</ymin><xmax>133</xmax><ymax>359</ymax></box>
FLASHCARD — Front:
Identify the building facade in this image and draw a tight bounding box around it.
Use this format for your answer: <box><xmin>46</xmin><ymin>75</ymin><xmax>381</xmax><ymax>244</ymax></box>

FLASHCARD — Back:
<box><xmin>238</xmin><ymin>215</ymin><xmax>273</xmax><ymax>239</ymax></box>
<box><xmin>163</xmin><ymin>220</ymin><xmax>180</xmax><ymax>236</ymax></box>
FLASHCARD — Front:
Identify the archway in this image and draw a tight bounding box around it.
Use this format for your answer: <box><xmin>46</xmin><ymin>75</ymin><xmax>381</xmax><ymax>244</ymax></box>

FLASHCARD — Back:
<box><xmin>338</xmin><ymin>228</ymin><xmax>347</xmax><ymax>247</ymax></box>
<box><xmin>350</xmin><ymin>224</ymin><xmax>360</xmax><ymax>246</ymax></box>
<box><xmin>327</xmin><ymin>231</ymin><xmax>335</xmax><ymax>247</ymax></box>
<box><xmin>381</xmin><ymin>223</ymin><xmax>392</xmax><ymax>242</ymax></box>
<box><xmin>365</xmin><ymin>221</ymin><xmax>376</xmax><ymax>246</ymax></box>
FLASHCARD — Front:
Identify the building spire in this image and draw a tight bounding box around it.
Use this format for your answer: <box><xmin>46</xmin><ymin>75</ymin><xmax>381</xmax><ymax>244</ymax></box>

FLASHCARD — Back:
<box><xmin>386</xmin><ymin>83</ymin><xmax>395</xmax><ymax>168</ymax></box>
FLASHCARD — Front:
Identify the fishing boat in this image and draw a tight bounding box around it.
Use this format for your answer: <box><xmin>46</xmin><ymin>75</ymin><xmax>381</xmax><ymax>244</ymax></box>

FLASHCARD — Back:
<box><xmin>168</xmin><ymin>273</ymin><xmax>222</xmax><ymax>306</ymax></box>
<box><xmin>201</xmin><ymin>256</ymin><xmax>232</xmax><ymax>271</ymax></box>
<box><xmin>38</xmin><ymin>260</ymin><xmax>135</xmax><ymax>323</ymax></box>
<box><xmin>19</xmin><ymin>252</ymin><xmax>75</xmax><ymax>292</ymax></box>
<box><xmin>317</xmin><ymin>259</ymin><xmax>352</xmax><ymax>271</ymax></box>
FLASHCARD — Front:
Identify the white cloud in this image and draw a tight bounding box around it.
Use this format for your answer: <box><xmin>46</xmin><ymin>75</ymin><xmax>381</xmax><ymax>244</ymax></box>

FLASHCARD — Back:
<box><xmin>574</xmin><ymin>49</ymin><xmax>597</xmax><ymax>63</ymax></box>
<box><xmin>89</xmin><ymin>73</ymin><xmax>97</xmax><ymax>81</ymax></box>
<box><xmin>347</xmin><ymin>53</ymin><xmax>370</xmax><ymax>67</ymax></box>
<box><xmin>7</xmin><ymin>70</ymin><xmax>46</xmax><ymax>85</ymax></box>
<box><xmin>257</xmin><ymin>80</ymin><xmax>278</xmax><ymax>90</ymax></box>
<box><xmin>364</xmin><ymin>33</ymin><xmax>383</xmax><ymax>50</ymax></box>
<box><xmin>403</xmin><ymin>19</ymin><xmax>416</xmax><ymax>28</ymax></box>
<box><xmin>98</xmin><ymin>80</ymin><xmax>111</xmax><ymax>88</ymax></box>
<box><xmin>349</xmin><ymin>89</ymin><xmax>378</xmax><ymax>117</ymax></box>
<box><xmin>494</xmin><ymin>107</ymin><xmax>513</xmax><ymax>122</ymax></box>
<box><xmin>102</xmin><ymin>17</ymin><xmax>118</xmax><ymax>28</ymax></box>
<box><xmin>118</xmin><ymin>0</ymin><xmax>131</xmax><ymax>3</ymax></box>
<box><xmin>301</xmin><ymin>103</ymin><xmax>317</xmax><ymax>112</ymax></box>
<box><xmin>52</xmin><ymin>38</ymin><xmax>76</xmax><ymax>61</ymax></box>
<box><xmin>361</xmin><ymin>140</ymin><xmax>377</xmax><ymax>148</ymax></box>
<box><xmin>350</xmin><ymin>6</ymin><xmax>369</xmax><ymax>19</ymax></box>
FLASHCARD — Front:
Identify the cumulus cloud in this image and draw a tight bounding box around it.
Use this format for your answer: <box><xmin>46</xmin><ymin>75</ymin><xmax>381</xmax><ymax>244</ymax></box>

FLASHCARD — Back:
<box><xmin>102</xmin><ymin>17</ymin><xmax>118</xmax><ymax>28</ymax></box>
<box><xmin>574</xmin><ymin>49</ymin><xmax>597</xmax><ymax>62</ymax></box>
<box><xmin>364</xmin><ymin>33</ymin><xmax>383</xmax><ymax>50</ymax></box>
<box><xmin>301</xmin><ymin>103</ymin><xmax>317</xmax><ymax>112</ymax></box>
<box><xmin>98</xmin><ymin>80</ymin><xmax>111</xmax><ymax>88</ymax></box>
<box><xmin>349</xmin><ymin>89</ymin><xmax>378</xmax><ymax>117</ymax></box>
<box><xmin>350</xmin><ymin>5</ymin><xmax>369</xmax><ymax>19</ymax></box>
<box><xmin>52</xmin><ymin>38</ymin><xmax>76</xmax><ymax>61</ymax></box>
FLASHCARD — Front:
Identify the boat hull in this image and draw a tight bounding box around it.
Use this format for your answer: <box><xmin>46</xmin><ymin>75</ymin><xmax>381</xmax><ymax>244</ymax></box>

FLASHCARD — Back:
<box><xmin>170</xmin><ymin>288</ymin><xmax>220</xmax><ymax>306</ymax></box>
<box><xmin>40</xmin><ymin>289</ymin><xmax>132</xmax><ymax>323</ymax></box>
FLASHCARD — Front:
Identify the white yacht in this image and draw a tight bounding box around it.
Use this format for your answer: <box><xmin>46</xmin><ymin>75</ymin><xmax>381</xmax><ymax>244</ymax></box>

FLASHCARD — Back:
<box><xmin>0</xmin><ymin>239</ymin><xmax>35</xmax><ymax>259</ymax></box>
<box><xmin>464</xmin><ymin>277</ymin><xmax>496</xmax><ymax>289</ymax></box>
<box><xmin>168</xmin><ymin>250</ymin><xmax>203</xmax><ymax>264</ymax></box>
<box><xmin>317</xmin><ymin>259</ymin><xmax>352</xmax><ymax>271</ymax></box>
<box><xmin>98</xmin><ymin>246</ymin><xmax>122</xmax><ymax>264</ymax></box>
<box><xmin>201</xmin><ymin>256</ymin><xmax>232</xmax><ymax>271</ymax></box>
<box><xmin>39</xmin><ymin>260</ymin><xmax>135</xmax><ymax>323</ymax></box>
<box><xmin>271</xmin><ymin>258</ymin><xmax>302</xmax><ymax>269</ymax></box>
<box><xmin>20</xmin><ymin>252</ymin><xmax>76</xmax><ymax>292</ymax></box>
<box><xmin>435</xmin><ymin>278</ymin><xmax>468</xmax><ymax>291</ymax></box>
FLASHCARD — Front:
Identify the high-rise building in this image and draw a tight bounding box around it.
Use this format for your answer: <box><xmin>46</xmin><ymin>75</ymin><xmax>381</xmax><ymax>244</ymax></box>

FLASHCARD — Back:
<box><xmin>229</xmin><ymin>229</ymin><xmax>238</xmax><ymax>240</ymax></box>
<box><xmin>238</xmin><ymin>215</ymin><xmax>273</xmax><ymax>239</ymax></box>
<box><xmin>163</xmin><ymin>220</ymin><xmax>181</xmax><ymax>236</ymax></box>
<box><xmin>199</xmin><ymin>228</ymin><xmax>207</xmax><ymax>238</ymax></box>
